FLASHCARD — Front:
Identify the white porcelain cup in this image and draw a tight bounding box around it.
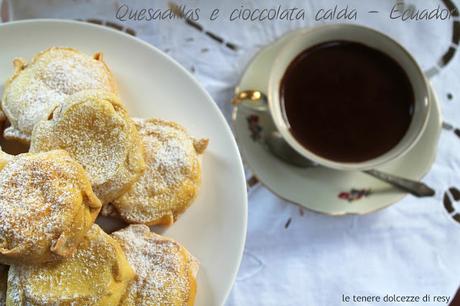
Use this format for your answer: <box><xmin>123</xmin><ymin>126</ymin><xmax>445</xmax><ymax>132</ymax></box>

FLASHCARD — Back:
<box><xmin>267</xmin><ymin>24</ymin><xmax>430</xmax><ymax>171</ymax></box>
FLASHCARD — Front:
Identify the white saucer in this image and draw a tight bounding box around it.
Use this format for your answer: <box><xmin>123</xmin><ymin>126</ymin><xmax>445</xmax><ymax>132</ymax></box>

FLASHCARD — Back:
<box><xmin>232</xmin><ymin>30</ymin><xmax>442</xmax><ymax>215</ymax></box>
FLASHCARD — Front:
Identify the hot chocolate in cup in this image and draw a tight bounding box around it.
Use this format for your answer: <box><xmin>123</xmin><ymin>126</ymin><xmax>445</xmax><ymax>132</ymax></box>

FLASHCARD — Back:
<box><xmin>268</xmin><ymin>24</ymin><xmax>430</xmax><ymax>171</ymax></box>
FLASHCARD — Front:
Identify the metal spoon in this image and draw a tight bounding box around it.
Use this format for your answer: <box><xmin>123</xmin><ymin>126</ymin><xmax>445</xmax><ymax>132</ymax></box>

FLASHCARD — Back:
<box><xmin>266</xmin><ymin>131</ymin><xmax>435</xmax><ymax>197</ymax></box>
<box><xmin>233</xmin><ymin>90</ymin><xmax>435</xmax><ymax>198</ymax></box>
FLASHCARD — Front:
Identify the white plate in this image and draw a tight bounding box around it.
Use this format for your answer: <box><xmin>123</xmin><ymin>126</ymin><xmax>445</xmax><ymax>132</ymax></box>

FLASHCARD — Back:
<box><xmin>233</xmin><ymin>29</ymin><xmax>441</xmax><ymax>215</ymax></box>
<box><xmin>0</xmin><ymin>19</ymin><xmax>247</xmax><ymax>306</ymax></box>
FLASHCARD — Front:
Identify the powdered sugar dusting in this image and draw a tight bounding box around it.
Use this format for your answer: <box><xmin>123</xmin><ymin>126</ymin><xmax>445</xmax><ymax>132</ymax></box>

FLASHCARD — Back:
<box><xmin>30</xmin><ymin>91</ymin><xmax>144</xmax><ymax>204</ymax></box>
<box><xmin>40</xmin><ymin>54</ymin><xmax>108</xmax><ymax>95</ymax></box>
<box><xmin>113</xmin><ymin>118</ymin><xmax>205</xmax><ymax>224</ymax></box>
<box><xmin>2</xmin><ymin>48</ymin><xmax>116</xmax><ymax>139</ymax></box>
<box><xmin>0</xmin><ymin>151</ymin><xmax>91</xmax><ymax>264</ymax></box>
<box><xmin>112</xmin><ymin>225</ymin><xmax>197</xmax><ymax>304</ymax></box>
<box><xmin>152</xmin><ymin>137</ymin><xmax>190</xmax><ymax>187</ymax></box>
<box><xmin>7</xmin><ymin>225</ymin><xmax>128</xmax><ymax>305</ymax></box>
<box><xmin>16</xmin><ymin>78</ymin><xmax>65</xmax><ymax>132</ymax></box>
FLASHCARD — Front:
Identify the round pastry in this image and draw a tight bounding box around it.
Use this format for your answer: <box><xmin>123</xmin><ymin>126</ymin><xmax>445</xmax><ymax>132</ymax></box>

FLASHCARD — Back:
<box><xmin>112</xmin><ymin>224</ymin><xmax>198</xmax><ymax>305</ymax></box>
<box><xmin>1</xmin><ymin>47</ymin><xmax>117</xmax><ymax>143</ymax></box>
<box><xmin>112</xmin><ymin>118</ymin><xmax>208</xmax><ymax>226</ymax></box>
<box><xmin>0</xmin><ymin>265</ymin><xmax>7</xmax><ymax>306</ymax></box>
<box><xmin>0</xmin><ymin>150</ymin><xmax>102</xmax><ymax>265</ymax></box>
<box><xmin>30</xmin><ymin>90</ymin><xmax>145</xmax><ymax>205</ymax></box>
<box><xmin>6</xmin><ymin>225</ymin><xmax>135</xmax><ymax>306</ymax></box>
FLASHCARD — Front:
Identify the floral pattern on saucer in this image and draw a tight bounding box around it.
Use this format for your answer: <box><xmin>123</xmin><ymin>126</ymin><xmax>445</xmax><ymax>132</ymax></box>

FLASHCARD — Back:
<box><xmin>338</xmin><ymin>189</ymin><xmax>372</xmax><ymax>202</ymax></box>
<box><xmin>247</xmin><ymin>114</ymin><xmax>263</xmax><ymax>141</ymax></box>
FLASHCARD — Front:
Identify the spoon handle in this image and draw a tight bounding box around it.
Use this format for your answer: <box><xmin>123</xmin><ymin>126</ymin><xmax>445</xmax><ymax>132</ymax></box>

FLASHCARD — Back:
<box><xmin>364</xmin><ymin>169</ymin><xmax>435</xmax><ymax>197</ymax></box>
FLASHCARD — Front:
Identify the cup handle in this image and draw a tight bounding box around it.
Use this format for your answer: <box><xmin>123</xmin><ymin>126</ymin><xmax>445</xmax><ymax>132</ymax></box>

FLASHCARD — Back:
<box><xmin>231</xmin><ymin>90</ymin><xmax>269</xmax><ymax>112</ymax></box>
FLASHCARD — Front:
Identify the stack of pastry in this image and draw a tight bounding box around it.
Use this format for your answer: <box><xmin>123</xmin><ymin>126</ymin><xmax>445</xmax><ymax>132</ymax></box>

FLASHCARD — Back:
<box><xmin>0</xmin><ymin>47</ymin><xmax>207</xmax><ymax>305</ymax></box>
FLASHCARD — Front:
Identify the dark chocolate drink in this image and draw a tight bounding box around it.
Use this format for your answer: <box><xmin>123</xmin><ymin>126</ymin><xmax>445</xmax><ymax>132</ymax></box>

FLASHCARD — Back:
<box><xmin>280</xmin><ymin>41</ymin><xmax>414</xmax><ymax>163</ymax></box>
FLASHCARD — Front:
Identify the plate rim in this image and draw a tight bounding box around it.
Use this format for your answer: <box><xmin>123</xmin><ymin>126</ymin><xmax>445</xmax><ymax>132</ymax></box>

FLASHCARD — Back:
<box><xmin>0</xmin><ymin>18</ymin><xmax>248</xmax><ymax>305</ymax></box>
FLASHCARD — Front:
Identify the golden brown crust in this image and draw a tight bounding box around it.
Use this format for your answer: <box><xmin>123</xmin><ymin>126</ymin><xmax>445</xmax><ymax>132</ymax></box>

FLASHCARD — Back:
<box><xmin>112</xmin><ymin>118</ymin><xmax>207</xmax><ymax>226</ymax></box>
<box><xmin>1</xmin><ymin>47</ymin><xmax>118</xmax><ymax>143</ymax></box>
<box><xmin>112</xmin><ymin>224</ymin><xmax>198</xmax><ymax>306</ymax></box>
<box><xmin>6</xmin><ymin>225</ymin><xmax>135</xmax><ymax>306</ymax></box>
<box><xmin>0</xmin><ymin>150</ymin><xmax>101</xmax><ymax>265</ymax></box>
<box><xmin>193</xmin><ymin>138</ymin><xmax>209</xmax><ymax>154</ymax></box>
<box><xmin>30</xmin><ymin>90</ymin><xmax>145</xmax><ymax>205</ymax></box>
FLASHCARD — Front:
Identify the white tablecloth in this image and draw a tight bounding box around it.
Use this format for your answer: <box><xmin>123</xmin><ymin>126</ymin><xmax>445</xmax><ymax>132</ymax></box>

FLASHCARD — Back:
<box><xmin>4</xmin><ymin>0</ymin><xmax>460</xmax><ymax>305</ymax></box>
